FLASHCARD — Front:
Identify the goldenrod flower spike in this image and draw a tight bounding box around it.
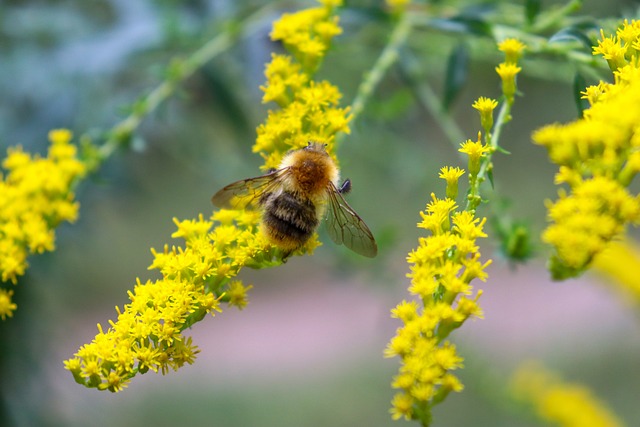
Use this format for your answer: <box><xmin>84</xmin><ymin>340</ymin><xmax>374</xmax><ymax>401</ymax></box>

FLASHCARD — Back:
<box><xmin>386</xmin><ymin>185</ymin><xmax>490</xmax><ymax>423</ymax></box>
<box><xmin>536</xmin><ymin>20</ymin><xmax>640</xmax><ymax>279</ymax></box>
<box><xmin>65</xmin><ymin>0</ymin><xmax>347</xmax><ymax>391</ymax></box>
<box><xmin>64</xmin><ymin>212</ymin><xmax>271</xmax><ymax>392</ymax></box>
<box><xmin>256</xmin><ymin>0</ymin><xmax>350</xmax><ymax>170</ymax></box>
<box><xmin>0</xmin><ymin>129</ymin><xmax>87</xmax><ymax>320</ymax></box>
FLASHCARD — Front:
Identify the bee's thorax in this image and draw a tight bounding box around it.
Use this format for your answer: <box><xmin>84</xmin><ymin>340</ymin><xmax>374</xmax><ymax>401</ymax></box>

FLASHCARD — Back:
<box><xmin>279</xmin><ymin>145</ymin><xmax>339</xmax><ymax>199</ymax></box>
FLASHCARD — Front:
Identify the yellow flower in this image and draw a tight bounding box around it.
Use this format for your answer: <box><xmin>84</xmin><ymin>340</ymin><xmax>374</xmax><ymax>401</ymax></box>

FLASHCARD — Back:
<box><xmin>511</xmin><ymin>362</ymin><xmax>625</xmax><ymax>427</ymax></box>
<box><xmin>498</xmin><ymin>38</ymin><xmax>526</xmax><ymax>64</ymax></box>
<box><xmin>224</xmin><ymin>280</ymin><xmax>254</xmax><ymax>309</ymax></box>
<box><xmin>386</xmin><ymin>189</ymin><xmax>490</xmax><ymax>423</ymax></box>
<box><xmin>0</xmin><ymin>129</ymin><xmax>87</xmax><ymax>318</ymax></box>
<box><xmin>270</xmin><ymin>4</ymin><xmax>342</xmax><ymax>72</ymax></box>
<box><xmin>255</xmin><ymin>0</ymin><xmax>351</xmax><ymax>171</ymax></box>
<box><xmin>458</xmin><ymin>132</ymin><xmax>490</xmax><ymax>177</ymax></box>
<box><xmin>593</xmin><ymin>29</ymin><xmax>629</xmax><ymax>72</ymax></box>
<box><xmin>66</xmin><ymin>0</ymin><xmax>349</xmax><ymax>391</ymax></box>
<box><xmin>65</xmin><ymin>212</ymin><xmax>272</xmax><ymax>391</ymax></box>
<box><xmin>0</xmin><ymin>289</ymin><xmax>17</xmax><ymax>320</ymax></box>
<box><xmin>439</xmin><ymin>166</ymin><xmax>465</xmax><ymax>200</ymax></box>
<box><xmin>535</xmin><ymin>23</ymin><xmax>640</xmax><ymax>279</ymax></box>
<box><xmin>495</xmin><ymin>62</ymin><xmax>522</xmax><ymax>104</ymax></box>
<box><xmin>581</xmin><ymin>82</ymin><xmax>611</xmax><ymax>106</ymax></box>
<box><xmin>472</xmin><ymin>96</ymin><xmax>498</xmax><ymax>133</ymax></box>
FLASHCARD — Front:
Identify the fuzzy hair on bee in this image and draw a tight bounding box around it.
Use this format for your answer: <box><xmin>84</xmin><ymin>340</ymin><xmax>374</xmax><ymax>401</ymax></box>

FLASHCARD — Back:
<box><xmin>212</xmin><ymin>142</ymin><xmax>377</xmax><ymax>258</ymax></box>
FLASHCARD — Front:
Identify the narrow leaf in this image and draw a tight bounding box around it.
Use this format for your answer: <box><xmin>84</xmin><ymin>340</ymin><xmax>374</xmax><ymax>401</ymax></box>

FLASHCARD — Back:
<box><xmin>443</xmin><ymin>43</ymin><xmax>470</xmax><ymax>111</ymax></box>
<box><xmin>549</xmin><ymin>27</ymin><xmax>593</xmax><ymax>50</ymax></box>
<box><xmin>525</xmin><ymin>0</ymin><xmax>541</xmax><ymax>25</ymax></box>
<box><xmin>572</xmin><ymin>72</ymin><xmax>589</xmax><ymax>117</ymax></box>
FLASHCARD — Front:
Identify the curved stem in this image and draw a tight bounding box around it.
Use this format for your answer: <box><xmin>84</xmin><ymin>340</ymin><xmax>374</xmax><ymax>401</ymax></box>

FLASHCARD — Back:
<box><xmin>97</xmin><ymin>3</ymin><xmax>276</xmax><ymax>162</ymax></box>
<box><xmin>343</xmin><ymin>14</ymin><xmax>413</xmax><ymax>138</ymax></box>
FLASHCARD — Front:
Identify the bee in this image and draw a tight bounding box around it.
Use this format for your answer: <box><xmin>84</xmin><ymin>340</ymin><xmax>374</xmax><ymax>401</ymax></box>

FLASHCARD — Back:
<box><xmin>212</xmin><ymin>142</ymin><xmax>377</xmax><ymax>258</ymax></box>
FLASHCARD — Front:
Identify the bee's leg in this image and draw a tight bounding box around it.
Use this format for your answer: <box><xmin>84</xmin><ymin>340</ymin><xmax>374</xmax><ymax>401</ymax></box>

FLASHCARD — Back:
<box><xmin>281</xmin><ymin>250</ymin><xmax>292</xmax><ymax>263</ymax></box>
<box><xmin>265</xmin><ymin>168</ymin><xmax>277</xmax><ymax>175</ymax></box>
<box><xmin>338</xmin><ymin>179</ymin><xmax>352</xmax><ymax>195</ymax></box>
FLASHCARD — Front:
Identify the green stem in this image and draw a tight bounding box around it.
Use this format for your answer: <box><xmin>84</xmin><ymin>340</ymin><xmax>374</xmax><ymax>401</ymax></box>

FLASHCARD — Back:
<box><xmin>465</xmin><ymin>98</ymin><xmax>510</xmax><ymax>212</ymax></box>
<box><xmin>489</xmin><ymin>97</ymin><xmax>511</xmax><ymax>152</ymax></box>
<box><xmin>344</xmin><ymin>14</ymin><xmax>413</xmax><ymax>136</ymax></box>
<box><xmin>97</xmin><ymin>3</ymin><xmax>276</xmax><ymax>162</ymax></box>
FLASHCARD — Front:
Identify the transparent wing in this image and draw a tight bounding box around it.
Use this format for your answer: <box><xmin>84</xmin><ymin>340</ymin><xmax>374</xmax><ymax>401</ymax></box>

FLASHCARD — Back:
<box><xmin>325</xmin><ymin>183</ymin><xmax>378</xmax><ymax>258</ymax></box>
<box><xmin>212</xmin><ymin>168</ymin><xmax>290</xmax><ymax>209</ymax></box>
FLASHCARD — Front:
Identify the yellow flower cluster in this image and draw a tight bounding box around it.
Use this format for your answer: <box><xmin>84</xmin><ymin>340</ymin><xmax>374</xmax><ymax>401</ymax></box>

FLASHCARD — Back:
<box><xmin>535</xmin><ymin>21</ymin><xmax>640</xmax><ymax>279</ymax></box>
<box><xmin>271</xmin><ymin>0</ymin><xmax>342</xmax><ymax>73</ymax></box>
<box><xmin>256</xmin><ymin>0</ymin><xmax>350</xmax><ymax>170</ymax></box>
<box><xmin>511</xmin><ymin>362</ymin><xmax>625</xmax><ymax>427</ymax></box>
<box><xmin>593</xmin><ymin>19</ymin><xmax>640</xmax><ymax>72</ymax></box>
<box><xmin>65</xmin><ymin>211</ymin><xmax>267</xmax><ymax>391</ymax></box>
<box><xmin>385</xmin><ymin>171</ymin><xmax>490</xmax><ymax>422</ymax></box>
<box><xmin>65</xmin><ymin>0</ymin><xmax>341</xmax><ymax>392</ymax></box>
<box><xmin>0</xmin><ymin>129</ymin><xmax>87</xmax><ymax>320</ymax></box>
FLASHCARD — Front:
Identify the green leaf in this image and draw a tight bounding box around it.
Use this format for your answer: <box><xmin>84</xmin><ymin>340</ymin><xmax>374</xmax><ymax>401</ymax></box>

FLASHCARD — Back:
<box><xmin>428</xmin><ymin>15</ymin><xmax>492</xmax><ymax>37</ymax></box>
<box><xmin>443</xmin><ymin>43</ymin><xmax>469</xmax><ymax>111</ymax></box>
<box><xmin>572</xmin><ymin>72</ymin><xmax>590</xmax><ymax>117</ymax></box>
<box><xmin>486</xmin><ymin>163</ymin><xmax>495</xmax><ymax>189</ymax></box>
<box><xmin>549</xmin><ymin>27</ymin><xmax>594</xmax><ymax>50</ymax></box>
<box><xmin>525</xmin><ymin>0</ymin><xmax>541</xmax><ymax>25</ymax></box>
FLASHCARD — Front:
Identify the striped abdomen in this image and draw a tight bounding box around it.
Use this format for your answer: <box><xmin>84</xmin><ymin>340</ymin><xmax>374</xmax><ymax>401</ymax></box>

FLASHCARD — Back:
<box><xmin>260</xmin><ymin>191</ymin><xmax>319</xmax><ymax>251</ymax></box>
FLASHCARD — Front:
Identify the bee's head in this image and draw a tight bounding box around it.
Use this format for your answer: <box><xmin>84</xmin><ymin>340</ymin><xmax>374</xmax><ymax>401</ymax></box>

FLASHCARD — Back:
<box><xmin>303</xmin><ymin>141</ymin><xmax>329</xmax><ymax>155</ymax></box>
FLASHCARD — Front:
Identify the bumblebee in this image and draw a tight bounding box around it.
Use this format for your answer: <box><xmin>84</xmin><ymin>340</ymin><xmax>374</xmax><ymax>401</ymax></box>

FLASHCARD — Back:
<box><xmin>212</xmin><ymin>142</ymin><xmax>377</xmax><ymax>257</ymax></box>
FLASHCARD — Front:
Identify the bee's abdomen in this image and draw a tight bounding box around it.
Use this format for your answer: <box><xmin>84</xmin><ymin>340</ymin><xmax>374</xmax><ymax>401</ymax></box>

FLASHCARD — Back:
<box><xmin>261</xmin><ymin>191</ymin><xmax>319</xmax><ymax>250</ymax></box>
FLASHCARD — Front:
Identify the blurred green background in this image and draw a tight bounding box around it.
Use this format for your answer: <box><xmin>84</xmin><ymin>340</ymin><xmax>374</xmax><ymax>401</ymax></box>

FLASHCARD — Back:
<box><xmin>2</xmin><ymin>0</ymin><xmax>640</xmax><ymax>426</ymax></box>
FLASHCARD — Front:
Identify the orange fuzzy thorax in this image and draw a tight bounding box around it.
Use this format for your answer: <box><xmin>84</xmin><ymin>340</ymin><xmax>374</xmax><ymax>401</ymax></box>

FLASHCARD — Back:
<box><xmin>278</xmin><ymin>143</ymin><xmax>339</xmax><ymax>200</ymax></box>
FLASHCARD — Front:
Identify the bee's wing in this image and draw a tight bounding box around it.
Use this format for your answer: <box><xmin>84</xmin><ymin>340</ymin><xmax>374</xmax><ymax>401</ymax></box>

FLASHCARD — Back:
<box><xmin>212</xmin><ymin>168</ymin><xmax>289</xmax><ymax>209</ymax></box>
<box><xmin>324</xmin><ymin>183</ymin><xmax>378</xmax><ymax>258</ymax></box>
